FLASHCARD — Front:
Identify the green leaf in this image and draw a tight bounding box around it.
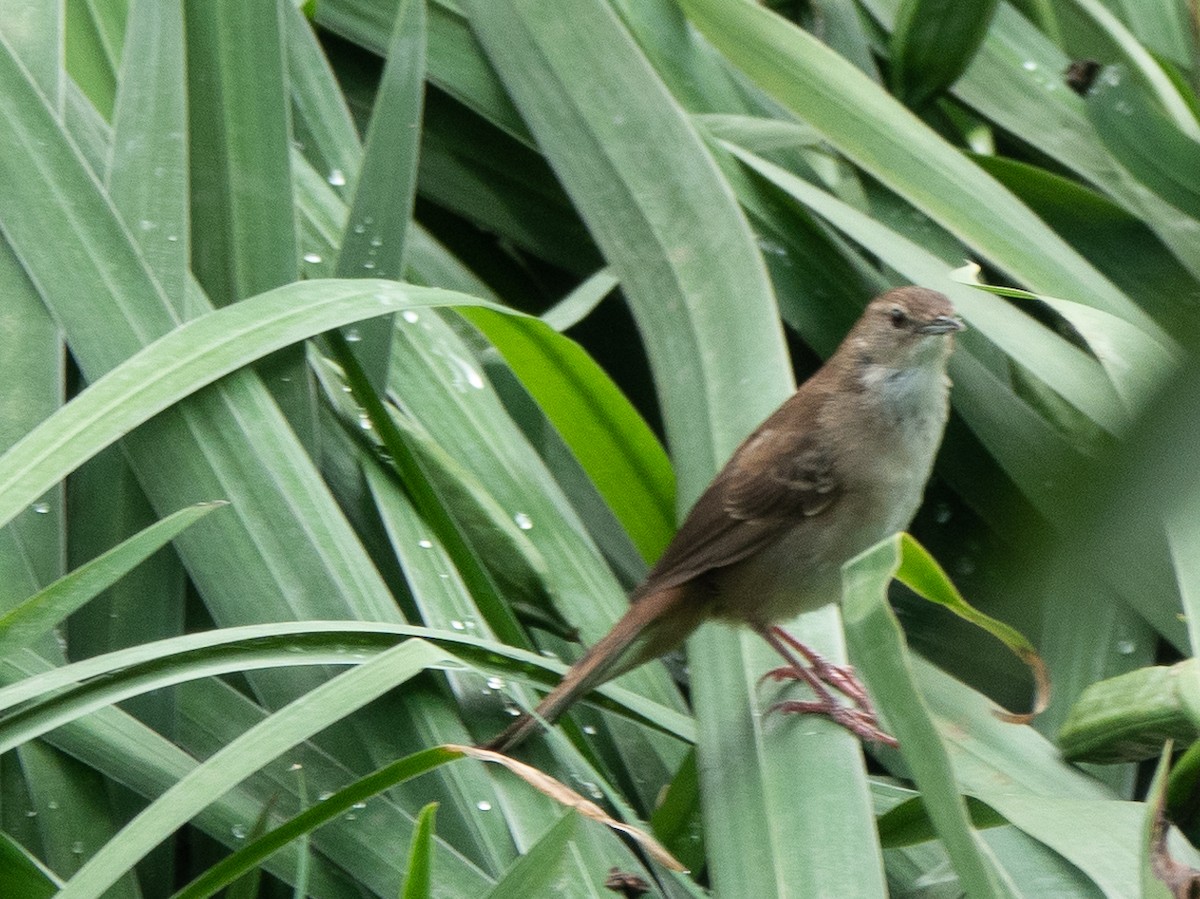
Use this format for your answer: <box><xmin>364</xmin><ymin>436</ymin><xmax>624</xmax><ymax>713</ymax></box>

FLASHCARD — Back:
<box><xmin>0</xmin><ymin>4</ymin><xmax>68</xmax><ymax>594</ymax></box>
<box><xmin>378</xmin><ymin>308</ymin><xmax>687</xmax><ymax>810</ymax></box>
<box><xmin>1051</xmin><ymin>0</ymin><xmax>1199</xmax><ymax>138</ymax></box>
<box><xmin>224</xmin><ymin>801</ymin><xmax>272</xmax><ymax>899</ymax></box>
<box><xmin>877</xmin><ymin>795</ymin><xmax>1006</xmax><ymax>848</ymax></box>
<box><xmin>173</xmin><ymin>677</ymin><xmax>495</xmax><ymax>897</ymax></box>
<box><xmin>725</xmin><ymin>143</ymin><xmax>1127</xmax><ymax>434</ymax></box>
<box><xmin>452</xmin><ymin>7</ymin><xmax>870</xmax><ymax>897</ymax></box>
<box><xmin>841</xmin><ymin>536</ymin><xmax>1018</xmax><ymax>897</ymax></box>
<box><xmin>55</xmin><ymin>639</ymin><xmax>459</xmax><ymax>899</ymax></box>
<box><xmin>5</xmin><ymin>664</ymin><xmax>382</xmax><ymax>897</ymax></box>
<box><xmin>323</xmin><ymin>324</ymin><xmax>534</xmax><ymax>652</ymax></box>
<box><xmin>483</xmin><ymin>813</ymin><xmax>578</xmax><ymax>899</ymax></box>
<box><xmin>0</xmin><ymin>280</ymin><xmax>501</xmax><ymax>532</ymax></box>
<box><xmin>647</xmin><ymin>749</ymin><xmax>705</xmax><ymax>874</ymax></box>
<box><xmin>184</xmin><ymin>0</ymin><xmax>311</xmax><ymax>443</ymax></box>
<box><xmin>971</xmin><ymin>153</ymin><xmax>1199</xmax><ymax>313</ymax></box>
<box><xmin>7</xmin><ymin>0</ymin><xmax>1196</xmax><ymax>892</ymax></box>
<box><xmin>0</xmin><ymin>829</ymin><xmax>62</xmax><ymax>898</ymax></box>
<box><xmin>170</xmin><ymin>751</ymin><xmax>458</xmax><ymax>899</ymax></box>
<box><xmin>65</xmin><ymin>448</ymin><xmax>187</xmax><ymax>733</ymax></box>
<box><xmin>0</xmin><ymin>623</ymin><xmax>694</xmax><ymax>751</ymax></box>
<box><xmin>1086</xmin><ymin>66</ymin><xmax>1200</xmax><ymax>222</ymax></box>
<box><xmin>1141</xmin><ymin>746</ymin><xmax>1176</xmax><ymax>899</ymax></box>
<box><xmin>3</xmin><ymin>0</ymin><xmax>62</xmax><ymax>99</ymax></box>
<box><xmin>362</xmin><ymin>439</ymin><xmax>535</xmax><ymax>647</ymax></box>
<box><xmin>107</xmin><ymin>0</ymin><xmax>188</xmax><ymax>304</ymax></box>
<box><xmin>983</xmin><ymin>793</ymin><xmax>1151</xmax><ymax>897</ymax></box>
<box><xmin>284</xmin><ymin>2</ymin><xmax>361</xmax><ymax>198</ymax></box>
<box><xmin>65</xmin><ymin>0</ymin><xmax>121</xmax><ymax>118</ymax></box>
<box><xmin>334</xmin><ymin>0</ymin><xmax>427</xmax><ymax>386</ymax></box>
<box><xmin>539</xmin><ymin>267</ymin><xmax>618</xmax><ymax>333</ymax></box>
<box><xmin>895</xmin><ymin>533</ymin><xmax>1045</xmax><ymax>716</ymax></box>
<box><xmin>458</xmin><ymin>0</ymin><xmax>790</xmax><ymax>483</ymax></box>
<box><xmin>890</xmin><ymin>0</ymin><xmax>999</xmax><ymax>107</ymax></box>
<box><xmin>462</xmin><ymin>306</ymin><xmax>675</xmax><ymax>563</ymax></box>
<box><xmin>2</xmin><ymin>22</ymin><xmax>411</xmax><ymax>666</ymax></box>
<box><xmin>317</xmin><ymin>0</ymin><xmax>531</xmax><ymax>144</ymax></box>
<box><xmin>401</xmin><ymin>802</ymin><xmax>438</xmax><ymax>899</ymax></box>
<box><xmin>416</xmin><ymin>94</ymin><xmax>598</xmax><ymax>272</ymax></box>
<box><xmin>185</xmin><ymin>0</ymin><xmax>295</xmax><ymax>305</ymax></box>
<box><xmin>906</xmin><ymin>660</ymin><xmax>1140</xmax><ymax>892</ymax></box>
<box><xmin>1058</xmin><ymin>662</ymin><xmax>1200</xmax><ymax>763</ymax></box>
<box><xmin>951</xmin><ymin>264</ymin><xmax>1178</xmax><ymax>412</ymax></box>
<box><xmin>0</xmin><ymin>502</ymin><xmax>224</xmax><ymax>657</ymax></box>
<box><xmin>335</xmin><ymin>0</ymin><xmax>425</xmax><ymax>279</ymax></box>
<box><xmin>899</xmin><ymin>0</ymin><xmax>1200</xmax><ymax>282</ymax></box>
<box><xmin>678</xmin><ymin>0</ymin><xmax>1157</xmax><ymax>337</ymax></box>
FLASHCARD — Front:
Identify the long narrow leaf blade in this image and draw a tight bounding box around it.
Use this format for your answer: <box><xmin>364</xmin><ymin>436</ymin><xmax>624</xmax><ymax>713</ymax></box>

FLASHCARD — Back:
<box><xmin>55</xmin><ymin>639</ymin><xmax>458</xmax><ymax>899</ymax></box>
<box><xmin>842</xmin><ymin>536</ymin><xmax>1017</xmax><ymax>897</ymax></box>
<box><xmin>0</xmin><ymin>280</ymin><xmax>500</xmax><ymax>531</ymax></box>
<box><xmin>677</xmin><ymin>0</ymin><xmax>1158</xmax><ymax>337</ymax></box>
<box><xmin>0</xmin><ymin>502</ymin><xmax>225</xmax><ymax>656</ymax></box>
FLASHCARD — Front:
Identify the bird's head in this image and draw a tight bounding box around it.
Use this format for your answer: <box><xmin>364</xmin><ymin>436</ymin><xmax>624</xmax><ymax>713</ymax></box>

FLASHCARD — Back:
<box><xmin>847</xmin><ymin>287</ymin><xmax>964</xmax><ymax>371</ymax></box>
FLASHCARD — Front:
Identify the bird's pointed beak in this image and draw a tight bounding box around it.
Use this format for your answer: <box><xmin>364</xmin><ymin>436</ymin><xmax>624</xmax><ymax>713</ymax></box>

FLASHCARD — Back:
<box><xmin>918</xmin><ymin>315</ymin><xmax>965</xmax><ymax>335</ymax></box>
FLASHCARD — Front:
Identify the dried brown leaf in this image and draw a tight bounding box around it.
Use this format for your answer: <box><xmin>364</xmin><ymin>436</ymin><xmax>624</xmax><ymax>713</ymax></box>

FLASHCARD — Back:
<box><xmin>446</xmin><ymin>744</ymin><xmax>687</xmax><ymax>872</ymax></box>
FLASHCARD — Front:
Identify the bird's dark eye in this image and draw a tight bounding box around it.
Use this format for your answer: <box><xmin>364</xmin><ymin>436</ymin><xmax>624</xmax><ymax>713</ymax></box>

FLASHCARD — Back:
<box><xmin>888</xmin><ymin>307</ymin><xmax>907</xmax><ymax>327</ymax></box>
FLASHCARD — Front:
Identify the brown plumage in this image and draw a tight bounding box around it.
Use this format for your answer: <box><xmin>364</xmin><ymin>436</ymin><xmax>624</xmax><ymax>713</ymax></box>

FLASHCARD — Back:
<box><xmin>487</xmin><ymin>287</ymin><xmax>962</xmax><ymax>751</ymax></box>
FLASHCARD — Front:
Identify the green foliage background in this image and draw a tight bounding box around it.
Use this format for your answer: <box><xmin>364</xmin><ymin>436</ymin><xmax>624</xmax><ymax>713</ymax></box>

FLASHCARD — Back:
<box><xmin>1</xmin><ymin>0</ymin><xmax>1199</xmax><ymax>896</ymax></box>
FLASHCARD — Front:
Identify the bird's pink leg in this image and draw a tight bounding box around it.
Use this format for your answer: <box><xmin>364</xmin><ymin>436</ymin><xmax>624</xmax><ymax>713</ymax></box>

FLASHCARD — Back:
<box><xmin>763</xmin><ymin>625</ymin><xmax>872</xmax><ymax>706</ymax></box>
<box><xmin>757</xmin><ymin>625</ymin><xmax>897</xmax><ymax>747</ymax></box>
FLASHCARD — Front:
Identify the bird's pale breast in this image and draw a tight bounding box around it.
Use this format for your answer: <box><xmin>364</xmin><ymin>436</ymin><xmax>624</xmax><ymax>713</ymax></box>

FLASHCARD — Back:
<box><xmin>711</xmin><ymin>359</ymin><xmax>950</xmax><ymax>626</ymax></box>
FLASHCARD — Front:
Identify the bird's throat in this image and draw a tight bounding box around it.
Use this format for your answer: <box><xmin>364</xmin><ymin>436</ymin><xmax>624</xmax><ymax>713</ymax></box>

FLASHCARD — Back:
<box><xmin>859</xmin><ymin>355</ymin><xmax>950</xmax><ymax>424</ymax></box>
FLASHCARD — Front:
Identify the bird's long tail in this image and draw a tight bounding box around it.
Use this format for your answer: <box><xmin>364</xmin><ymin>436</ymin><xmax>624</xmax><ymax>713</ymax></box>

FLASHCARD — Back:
<box><xmin>483</xmin><ymin>585</ymin><xmax>687</xmax><ymax>752</ymax></box>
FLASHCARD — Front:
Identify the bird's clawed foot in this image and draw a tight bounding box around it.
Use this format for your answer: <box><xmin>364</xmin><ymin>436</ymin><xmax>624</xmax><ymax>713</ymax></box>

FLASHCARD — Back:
<box><xmin>759</xmin><ymin>625</ymin><xmax>897</xmax><ymax>747</ymax></box>
<box><xmin>768</xmin><ymin>698</ymin><xmax>898</xmax><ymax>747</ymax></box>
<box><xmin>760</xmin><ymin>657</ymin><xmax>870</xmax><ymax>708</ymax></box>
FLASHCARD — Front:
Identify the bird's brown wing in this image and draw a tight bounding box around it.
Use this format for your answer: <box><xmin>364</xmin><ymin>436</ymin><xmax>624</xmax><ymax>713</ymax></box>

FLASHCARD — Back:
<box><xmin>633</xmin><ymin>425</ymin><xmax>840</xmax><ymax>599</ymax></box>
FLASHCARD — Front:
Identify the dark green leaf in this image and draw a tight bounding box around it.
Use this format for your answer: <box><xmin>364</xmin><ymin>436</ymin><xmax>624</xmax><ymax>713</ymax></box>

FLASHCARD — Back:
<box><xmin>401</xmin><ymin>802</ymin><xmax>438</xmax><ymax>899</ymax></box>
<box><xmin>890</xmin><ymin>0</ymin><xmax>999</xmax><ymax>107</ymax></box>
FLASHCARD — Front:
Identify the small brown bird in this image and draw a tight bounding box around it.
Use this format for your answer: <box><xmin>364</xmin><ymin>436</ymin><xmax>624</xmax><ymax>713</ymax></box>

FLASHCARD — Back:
<box><xmin>487</xmin><ymin>286</ymin><xmax>963</xmax><ymax>752</ymax></box>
